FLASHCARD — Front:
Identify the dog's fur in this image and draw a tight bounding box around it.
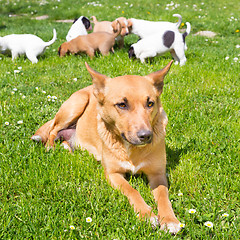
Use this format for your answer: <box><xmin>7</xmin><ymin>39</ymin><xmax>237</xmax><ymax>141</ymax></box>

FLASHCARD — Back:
<box><xmin>91</xmin><ymin>16</ymin><xmax>129</xmax><ymax>48</ymax></box>
<box><xmin>66</xmin><ymin>16</ymin><xmax>92</xmax><ymax>42</ymax></box>
<box><xmin>127</xmin><ymin>14</ymin><xmax>182</xmax><ymax>39</ymax></box>
<box><xmin>0</xmin><ymin>29</ymin><xmax>56</xmax><ymax>63</ymax></box>
<box><xmin>58</xmin><ymin>22</ymin><xmax>121</xmax><ymax>58</ymax></box>
<box><xmin>129</xmin><ymin>22</ymin><xmax>191</xmax><ymax>65</ymax></box>
<box><xmin>31</xmin><ymin>61</ymin><xmax>182</xmax><ymax>234</ymax></box>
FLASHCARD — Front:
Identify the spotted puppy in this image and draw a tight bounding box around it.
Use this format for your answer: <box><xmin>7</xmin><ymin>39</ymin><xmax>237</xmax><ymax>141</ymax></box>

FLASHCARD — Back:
<box><xmin>0</xmin><ymin>29</ymin><xmax>56</xmax><ymax>63</ymax></box>
<box><xmin>66</xmin><ymin>16</ymin><xmax>92</xmax><ymax>42</ymax></box>
<box><xmin>127</xmin><ymin>14</ymin><xmax>182</xmax><ymax>39</ymax></box>
<box><xmin>129</xmin><ymin>22</ymin><xmax>191</xmax><ymax>65</ymax></box>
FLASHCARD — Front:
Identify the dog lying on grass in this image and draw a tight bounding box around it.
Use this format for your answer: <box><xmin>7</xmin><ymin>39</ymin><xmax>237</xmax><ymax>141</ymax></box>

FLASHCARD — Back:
<box><xmin>0</xmin><ymin>29</ymin><xmax>56</xmax><ymax>63</ymax></box>
<box><xmin>58</xmin><ymin>21</ymin><xmax>121</xmax><ymax>58</ymax></box>
<box><xmin>31</xmin><ymin>61</ymin><xmax>182</xmax><ymax>234</ymax></box>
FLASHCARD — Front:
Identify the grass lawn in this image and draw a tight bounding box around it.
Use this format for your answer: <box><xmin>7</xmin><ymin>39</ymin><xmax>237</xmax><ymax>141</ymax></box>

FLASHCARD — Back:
<box><xmin>0</xmin><ymin>0</ymin><xmax>239</xmax><ymax>239</ymax></box>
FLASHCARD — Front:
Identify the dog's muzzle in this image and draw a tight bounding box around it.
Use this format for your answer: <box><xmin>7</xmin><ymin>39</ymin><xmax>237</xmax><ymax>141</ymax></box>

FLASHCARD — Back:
<box><xmin>121</xmin><ymin>130</ymin><xmax>153</xmax><ymax>146</ymax></box>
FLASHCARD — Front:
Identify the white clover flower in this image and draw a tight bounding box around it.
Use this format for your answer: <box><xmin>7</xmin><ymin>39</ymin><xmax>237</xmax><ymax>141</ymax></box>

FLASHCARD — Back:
<box><xmin>70</xmin><ymin>225</ymin><xmax>75</xmax><ymax>230</ymax></box>
<box><xmin>5</xmin><ymin>121</ymin><xmax>10</xmax><ymax>126</ymax></box>
<box><xmin>17</xmin><ymin>120</ymin><xmax>23</xmax><ymax>124</ymax></box>
<box><xmin>222</xmin><ymin>213</ymin><xmax>229</xmax><ymax>217</ymax></box>
<box><xmin>86</xmin><ymin>217</ymin><xmax>92</xmax><ymax>223</ymax></box>
<box><xmin>204</xmin><ymin>221</ymin><xmax>213</xmax><ymax>228</ymax></box>
<box><xmin>189</xmin><ymin>209</ymin><xmax>196</xmax><ymax>214</ymax></box>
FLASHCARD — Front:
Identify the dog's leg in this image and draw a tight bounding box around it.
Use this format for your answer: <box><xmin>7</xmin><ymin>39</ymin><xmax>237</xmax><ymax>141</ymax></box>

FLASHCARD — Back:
<box><xmin>148</xmin><ymin>174</ymin><xmax>181</xmax><ymax>234</ymax></box>
<box><xmin>139</xmin><ymin>51</ymin><xmax>157</xmax><ymax>63</ymax></box>
<box><xmin>26</xmin><ymin>51</ymin><xmax>38</xmax><ymax>64</ymax></box>
<box><xmin>11</xmin><ymin>51</ymin><xmax>18</xmax><ymax>61</ymax></box>
<box><xmin>170</xmin><ymin>49</ymin><xmax>180</xmax><ymax>65</ymax></box>
<box><xmin>47</xmin><ymin>89</ymin><xmax>89</xmax><ymax>148</ymax></box>
<box><xmin>31</xmin><ymin>119</ymin><xmax>55</xmax><ymax>144</ymax></box>
<box><xmin>173</xmin><ymin>47</ymin><xmax>186</xmax><ymax>66</ymax></box>
<box><xmin>108</xmin><ymin>173</ymin><xmax>159</xmax><ymax>227</ymax></box>
<box><xmin>86</xmin><ymin>49</ymin><xmax>95</xmax><ymax>59</ymax></box>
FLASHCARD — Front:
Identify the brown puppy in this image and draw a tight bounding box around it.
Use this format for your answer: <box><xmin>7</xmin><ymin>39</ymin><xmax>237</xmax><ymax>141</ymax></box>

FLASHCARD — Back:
<box><xmin>58</xmin><ymin>22</ymin><xmax>121</xmax><ymax>58</ymax></box>
<box><xmin>31</xmin><ymin>61</ymin><xmax>182</xmax><ymax>234</ymax></box>
<box><xmin>91</xmin><ymin>16</ymin><xmax>129</xmax><ymax>48</ymax></box>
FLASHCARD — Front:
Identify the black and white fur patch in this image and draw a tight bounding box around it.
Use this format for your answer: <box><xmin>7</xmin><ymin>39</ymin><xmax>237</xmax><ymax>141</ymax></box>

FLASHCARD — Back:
<box><xmin>163</xmin><ymin>31</ymin><xmax>175</xmax><ymax>48</ymax></box>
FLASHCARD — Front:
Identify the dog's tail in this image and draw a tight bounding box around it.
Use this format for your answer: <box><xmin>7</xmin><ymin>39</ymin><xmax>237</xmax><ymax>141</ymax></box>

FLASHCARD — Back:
<box><xmin>91</xmin><ymin>16</ymin><xmax>98</xmax><ymax>24</ymax></box>
<box><xmin>172</xmin><ymin>14</ymin><xmax>182</xmax><ymax>28</ymax></box>
<box><xmin>45</xmin><ymin>28</ymin><xmax>57</xmax><ymax>47</ymax></box>
<box><xmin>113</xmin><ymin>20</ymin><xmax>122</xmax><ymax>38</ymax></box>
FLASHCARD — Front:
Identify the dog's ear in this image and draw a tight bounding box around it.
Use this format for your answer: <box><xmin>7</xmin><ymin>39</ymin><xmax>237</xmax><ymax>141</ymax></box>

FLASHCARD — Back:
<box><xmin>85</xmin><ymin>62</ymin><xmax>108</xmax><ymax>103</ymax></box>
<box><xmin>146</xmin><ymin>60</ymin><xmax>173</xmax><ymax>95</ymax></box>
<box><xmin>111</xmin><ymin>20</ymin><xmax>119</xmax><ymax>33</ymax></box>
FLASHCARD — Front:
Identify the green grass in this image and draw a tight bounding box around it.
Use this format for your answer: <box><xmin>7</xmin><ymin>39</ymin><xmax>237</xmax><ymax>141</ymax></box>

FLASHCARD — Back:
<box><xmin>0</xmin><ymin>0</ymin><xmax>239</xmax><ymax>239</ymax></box>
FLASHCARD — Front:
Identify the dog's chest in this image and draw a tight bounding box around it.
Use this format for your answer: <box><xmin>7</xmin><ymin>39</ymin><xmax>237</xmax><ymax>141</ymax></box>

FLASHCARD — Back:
<box><xmin>118</xmin><ymin>161</ymin><xmax>147</xmax><ymax>175</ymax></box>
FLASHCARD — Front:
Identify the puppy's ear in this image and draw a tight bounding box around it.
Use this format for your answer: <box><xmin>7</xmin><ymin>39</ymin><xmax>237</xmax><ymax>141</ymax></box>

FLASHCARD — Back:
<box><xmin>146</xmin><ymin>60</ymin><xmax>173</xmax><ymax>95</ymax></box>
<box><xmin>111</xmin><ymin>20</ymin><xmax>119</xmax><ymax>33</ymax></box>
<box><xmin>85</xmin><ymin>62</ymin><xmax>108</xmax><ymax>103</ymax></box>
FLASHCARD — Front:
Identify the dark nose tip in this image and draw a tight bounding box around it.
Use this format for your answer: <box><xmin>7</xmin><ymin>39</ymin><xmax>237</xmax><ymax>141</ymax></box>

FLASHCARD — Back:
<box><xmin>137</xmin><ymin>130</ymin><xmax>153</xmax><ymax>143</ymax></box>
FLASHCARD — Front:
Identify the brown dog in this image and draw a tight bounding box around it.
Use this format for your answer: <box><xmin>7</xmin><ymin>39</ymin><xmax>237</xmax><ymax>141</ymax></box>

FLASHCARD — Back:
<box><xmin>91</xmin><ymin>16</ymin><xmax>129</xmax><ymax>48</ymax></box>
<box><xmin>31</xmin><ymin>61</ymin><xmax>182</xmax><ymax>234</ymax></box>
<box><xmin>58</xmin><ymin>22</ymin><xmax>121</xmax><ymax>58</ymax></box>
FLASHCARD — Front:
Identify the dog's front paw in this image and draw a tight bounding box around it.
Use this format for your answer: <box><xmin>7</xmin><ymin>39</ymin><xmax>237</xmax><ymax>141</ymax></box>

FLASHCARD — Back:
<box><xmin>159</xmin><ymin>217</ymin><xmax>182</xmax><ymax>234</ymax></box>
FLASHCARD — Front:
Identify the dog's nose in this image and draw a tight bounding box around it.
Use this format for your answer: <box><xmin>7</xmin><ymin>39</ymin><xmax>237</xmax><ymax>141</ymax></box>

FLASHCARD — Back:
<box><xmin>137</xmin><ymin>130</ymin><xmax>153</xmax><ymax>143</ymax></box>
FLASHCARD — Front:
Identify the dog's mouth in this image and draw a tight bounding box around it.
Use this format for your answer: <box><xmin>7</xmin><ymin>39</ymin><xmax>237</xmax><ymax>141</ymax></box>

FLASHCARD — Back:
<box><xmin>121</xmin><ymin>131</ymin><xmax>153</xmax><ymax>146</ymax></box>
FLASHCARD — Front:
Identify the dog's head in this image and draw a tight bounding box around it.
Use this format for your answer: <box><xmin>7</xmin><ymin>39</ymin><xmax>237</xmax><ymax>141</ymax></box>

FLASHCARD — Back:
<box><xmin>128</xmin><ymin>46</ymin><xmax>136</xmax><ymax>59</ymax></box>
<box><xmin>112</xmin><ymin>17</ymin><xmax>129</xmax><ymax>37</ymax></box>
<box><xmin>85</xmin><ymin>61</ymin><xmax>173</xmax><ymax>146</ymax></box>
<box><xmin>58</xmin><ymin>42</ymin><xmax>69</xmax><ymax>57</ymax></box>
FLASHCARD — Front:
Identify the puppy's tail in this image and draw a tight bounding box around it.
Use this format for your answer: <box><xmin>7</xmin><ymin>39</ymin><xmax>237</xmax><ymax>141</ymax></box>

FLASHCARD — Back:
<box><xmin>91</xmin><ymin>16</ymin><xmax>98</xmax><ymax>24</ymax></box>
<box><xmin>45</xmin><ymin>28</ymin><xmax>57</xmax><ymax>47</ymax></box>
<box><xmin>172</xmin><ymin>14</ymin><xmax>182</xmax><ymax>28</ymax></box>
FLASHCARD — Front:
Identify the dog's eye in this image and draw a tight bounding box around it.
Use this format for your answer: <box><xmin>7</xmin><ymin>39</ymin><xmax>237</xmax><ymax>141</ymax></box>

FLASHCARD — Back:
<box><xmin>116</xmin><ymin>102</ymin><xmax>128</xmax><ymax>110</ymax></box>
<box><xmin>147</xmin><ymin>101</ymin><xmax>154</xmax><ymax>108</ymax></box>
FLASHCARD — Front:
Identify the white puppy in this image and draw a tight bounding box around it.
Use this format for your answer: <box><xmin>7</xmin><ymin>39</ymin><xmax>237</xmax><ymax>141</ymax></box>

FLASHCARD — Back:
<box><xmin>128</xmin><ymin>14</ymin><xmax>182</xmax><ymax>39</ymax></box>
<box><xmin>0</xmin><ymin>29</ymin><xmax>57</xmax><ymax>63</ymax></box>
<box><xmin>128</xmin><ymin>22</ymin><xmax>191</xmax><ymax>66</ymax></box>
<box><xmin>66</xmin><ymin>16</ymin><xmax>92</xmax><ymax>42</ymax></box>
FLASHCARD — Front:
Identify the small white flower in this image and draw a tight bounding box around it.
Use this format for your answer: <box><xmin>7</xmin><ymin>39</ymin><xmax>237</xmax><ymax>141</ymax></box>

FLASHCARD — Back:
<box><xmin>204</xmin><ymin>221</ymin><xmax>213</xmax><ymax>228</ymax></box>
<box><xmin>18</xmin><ymin>67</ymin><xmax>22</xmax><ymax>70</ymax></box>
<box><xmin>236</xmin><ymin>44</ymin><xmax>240</xmax><ymax>48</ymax></box>
<box><xmin>5</xmin><ymin>121</ymin><xmax>10</xmax><ymax>126</ymax></box>
<box><xmin>225</xmin><ymin>56</ymin><xmax>230</xmax><ymax>60</ymax></box>
<box><xmin>179</xmin><ymin>222</ymin><xmax>185</xmax><ymax>228</ymax></box>
<box><xmin>73</xmin><ymin>78</ymin><xmax>77</xmax><ymax>81</ymax></box>
<box><xmin>178</xmin><ymin>192</ymin><xmax>183</xmax><ymax>196</ymax></box>
<box><xmin>13</xmin><ymin>88</ymin><xmax>17</xmax><ymax>91</ymax></box>
<box><xmin>189</xmin><ymin>209</ymin><xmax>196</xmax><ymax>214</ymax></box>
<box><xmin>86</xmin><ymin>217</ymin><xmax>92</xmax><ymax>223</ymax></box>
<box><xmin>17</xmin><ymin>120</ymin><xmax>23</xmax><ymax>124</ymax></box>
<box><xmin>47</xmin><ymin>95</ymin><xmax>51</xmax><ymax>99</ymax></box>
<box><xmin>14</xmin><ymin>70</ymin><xmax>20</xmax><ymax>73</ymax></box>
<box><xmin>11</xmin><ymin>91</ymin><xmax>15</xmax><ymax>95</ymax></box>
<box><xmin>70</xmin><ymin>225</ymin><xmax>75</xmax><ymax>230</ymax></box>
<box><xmin>22</xmin><ymin>95</ymin><xmax>26</xmax><ymax>99</ymax></box>
<box><xmin>233</xmin><ymin>57</ymin><xmax>238</xmax><ymax>62</ymax></box>
<box><xmin>52</xmin><ymin>96</ymin><xmax>57</xmax><ymax>100</ymax></box>
<box><xmin>42</xmin><ymin>90</ymin><xmax>46</xmax><ymax>94</ymax></box>
<box><xmin>222</xmin><ymin>213</ymin><xmax>229</xmax><ymax>217</ymax></box>
<box><xmin>35</xmin><ymin>87</ymin><xmax>39</xmax><ymax>91</ymax></box>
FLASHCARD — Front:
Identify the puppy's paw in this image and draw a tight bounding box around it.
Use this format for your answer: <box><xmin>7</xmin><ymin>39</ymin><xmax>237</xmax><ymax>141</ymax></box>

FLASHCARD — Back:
<box><xmin>150</xmin><ymin>216</ymin><xmax>159</xmax><ymax>229</ymax></box>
